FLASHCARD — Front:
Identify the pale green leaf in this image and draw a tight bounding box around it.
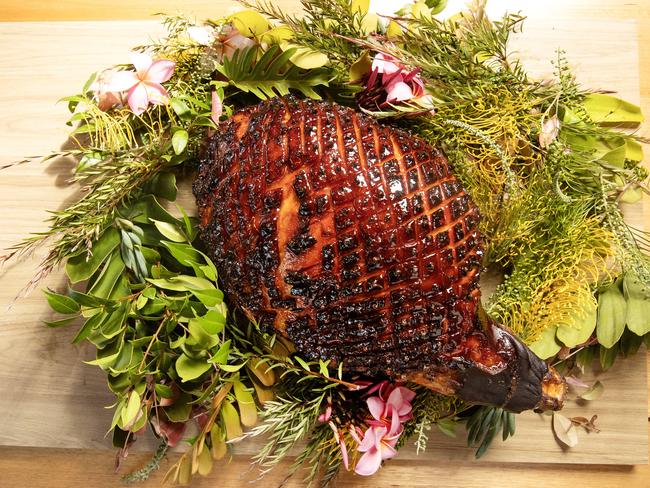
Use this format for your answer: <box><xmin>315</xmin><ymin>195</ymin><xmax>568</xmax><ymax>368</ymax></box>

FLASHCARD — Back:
<box><xmin>209</xmin><ymin>340</ymin><xmax>231</xmax><ymax>365</ymax></box>
<box><xmin>152</xmin><ymin>220</ymin><xmax>186</xmax><ymax>243</ymax></box>
<box><xmin>528</xmin><ymin>325</ymin><xmax>561</xmax><ymax>359</ymax></box>
<box><xmin>577</xmin><ymin>380</ymin><xmax>604</xmax><ymax>401</ymax></box>
<box><xmin>597</xmin><ymin>280</ymin><xmax>627</xmax><ymax>348</ymax></box>
<box><xmin>172</xmin><ymin>129</ymin><xmax>188</xmax><ymax>155</ymax></box>
<box><xmin>623</xmin><ymin>272</ymin><xmax>650</xmax><ymax>336</ymax></box>
<box><xmin>229</xmin><ymin>10</ymin><xmax>271</xmax><ymax>37</ymax></box>
<box><xmin>176</xmin><ymin>353</ymin><xmax>212</xmax><ymax>382</ymax></box>
<box><xmin>582</xmin><ymin>93</ymin><xmax>643</xmax><ymax>124</ymax></box>
<box><xmin>121</xmin><ymin>390</ymin><xmax>141</xmax><ymax>428</ymax></box>
<box><xmin>552</xmin><ymin>412</ymin><xmax>578</xmax><ymax>448</ymax></box>
<box><xmin>556</xmin><ymin>293</ymin><xmax>597</xmax><ymax>347</ymax></box>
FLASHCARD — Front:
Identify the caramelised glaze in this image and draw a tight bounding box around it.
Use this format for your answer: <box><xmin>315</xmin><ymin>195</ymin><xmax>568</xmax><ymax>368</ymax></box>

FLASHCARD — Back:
<box><xmin>194</xmin><ymin>96</ymin><xmax>566</xmax><ymax>413</ymax></box>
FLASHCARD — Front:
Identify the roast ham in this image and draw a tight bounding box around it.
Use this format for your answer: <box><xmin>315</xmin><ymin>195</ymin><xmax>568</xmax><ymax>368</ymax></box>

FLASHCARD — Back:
<box><xmin>193</xmin><ymin>96</ymin><xmax>566</xmax><ymax>413</ymax></box>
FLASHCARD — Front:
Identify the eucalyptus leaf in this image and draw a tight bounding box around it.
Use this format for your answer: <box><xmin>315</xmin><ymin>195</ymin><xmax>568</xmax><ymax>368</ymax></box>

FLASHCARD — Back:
<box><xmin>164</xmin><ymin>393</ymin><xmax>192</xmax><ymax>422</ymax></box>
<box><xmin>599</xmin><ymin>343</ymin><xmax>618</xmax><ymax>371</ymax></box>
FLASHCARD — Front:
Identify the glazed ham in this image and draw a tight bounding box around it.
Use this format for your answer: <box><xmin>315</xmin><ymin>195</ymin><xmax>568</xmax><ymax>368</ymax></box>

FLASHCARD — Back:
<box><xmin>193</xmin><ymin>96</ymin><xmax>566</xmax><ymax>412</ymax></box>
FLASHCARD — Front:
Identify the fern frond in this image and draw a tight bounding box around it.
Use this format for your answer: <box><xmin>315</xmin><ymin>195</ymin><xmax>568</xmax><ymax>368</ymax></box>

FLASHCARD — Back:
<box><xmin>217</xmin><ymin>45</ymin><xmax>329</xmax><ymax>100</ymax></box>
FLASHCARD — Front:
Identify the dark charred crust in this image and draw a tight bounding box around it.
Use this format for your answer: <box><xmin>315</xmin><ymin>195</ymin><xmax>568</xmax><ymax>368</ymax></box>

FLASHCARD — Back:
<box><xmin>192</xmin><ymin>96</ymin><xmax>553</xmax><ymax>409</ymax></box>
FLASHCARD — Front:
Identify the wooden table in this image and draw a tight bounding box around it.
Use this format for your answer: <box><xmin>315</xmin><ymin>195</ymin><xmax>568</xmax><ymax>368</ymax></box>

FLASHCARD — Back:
<box><xmin>0</xmin><ymin>1</ymin><xmax>649</xmax><ymax>487</ymax></box>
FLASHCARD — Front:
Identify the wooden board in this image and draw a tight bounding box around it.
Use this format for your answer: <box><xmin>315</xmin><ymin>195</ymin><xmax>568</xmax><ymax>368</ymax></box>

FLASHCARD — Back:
<box><xmin>0</xmin><ymin>1</ymin><xmax>647</xmax><ymax>480</ymax></box>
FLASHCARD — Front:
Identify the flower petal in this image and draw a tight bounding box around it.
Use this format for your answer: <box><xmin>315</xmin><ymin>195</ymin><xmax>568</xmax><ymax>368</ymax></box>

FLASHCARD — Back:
<box><xmin>386</xmin><ymin>80</ymin><xmax>414</xmax><ymax>102</ymax></box>
<box><xmin>187</xmin><ymin>25</ymin><xmax>215</xmax><ymax>45</ymax></box>
<box><xmin>146</xmin><ymin>59</ymin><xmax>176</xmax><ymax>83</ymax></box>
<box><xmin>379</xmin><ymin>441</ymin><xmax>398</xmax><ymax>461</ymax></box>
<box><xmin>104</xmin><ymin>70</ymin><xmax>139</xmax><ymax>93</ymax></box>
<box><xmin>340</xmin><ymin>434</ymin><xmax>350</xmax><ymax>470</ymax></box>
<box><xmin>354</xmin><ymin>448</ymin><xmax>383</xmax><ymax>476</ymax></box>
<box><xmin>367</xmin><ymin>396</ymin><xmax>386</xmax><ymax>421</ymax></box>
<box><xmin>223</xmin><ymin>34</ymin><xmax>256</xmax><ymax>59</ymax></box>
<box><xmin>211</xmin><ymin>91</ymin><xmax>223</xmax><ymax>124</ymax></box>
<box><xmin>130</xmin><ymin>51</ymin><xmax>153</xmax><ymax>77</ymax></box>
<box><xmin>143</xmin><ymin>81</ymin><xmax>169</xmax><ymax>105</ymax></box>
<box><xmin>127</xmin><ymin>82</ymin><xmax>149</xmax><ymax>115</ymax></box>
<box><xmin>372</xmin><ymin>53</ymin><xmax>401</xmax><ymax>75</ymax></box>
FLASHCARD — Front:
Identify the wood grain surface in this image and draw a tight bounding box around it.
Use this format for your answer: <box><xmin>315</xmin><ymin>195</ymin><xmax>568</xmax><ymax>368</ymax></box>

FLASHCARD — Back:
<box><xmin>0</xmin><ymin>1</ymin><xmax>649</xmax><ymax>487</ymax></box>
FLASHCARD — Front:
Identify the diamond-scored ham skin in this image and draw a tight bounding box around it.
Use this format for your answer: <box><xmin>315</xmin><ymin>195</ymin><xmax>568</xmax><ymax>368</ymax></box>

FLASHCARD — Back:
<box><xmin>193</xmin><ymin>96</ymin><xmax>566</xmax><ymax>412</ymax></box>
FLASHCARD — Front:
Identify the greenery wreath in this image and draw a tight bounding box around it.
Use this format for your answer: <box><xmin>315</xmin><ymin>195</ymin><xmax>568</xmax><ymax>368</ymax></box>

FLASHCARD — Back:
<box><xmin>3</xmin><ymin>0</ymin><xmax>649</xmax><ymax>485</ymax></box>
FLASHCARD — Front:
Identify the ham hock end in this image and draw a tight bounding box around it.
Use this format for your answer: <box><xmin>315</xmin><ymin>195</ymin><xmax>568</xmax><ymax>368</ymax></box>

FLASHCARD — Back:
<box><xmin>193</xmin><ymin>96</ymin><xmax>566</xmax><ymax>413</ymax></box>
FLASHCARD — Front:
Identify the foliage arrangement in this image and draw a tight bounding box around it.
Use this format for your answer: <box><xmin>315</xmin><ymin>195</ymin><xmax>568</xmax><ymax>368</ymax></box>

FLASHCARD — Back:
<box><xmin>2</xmin><ymin>0</ymin><xmax>650</xmax><ymax>485</ymax></box>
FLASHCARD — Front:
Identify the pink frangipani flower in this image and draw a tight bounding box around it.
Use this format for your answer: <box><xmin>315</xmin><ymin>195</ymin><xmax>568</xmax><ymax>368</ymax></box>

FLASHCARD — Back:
<box><xmin>362</xmin><ymin>52</ymin><xmax>435</xmax><ymax>112</ymax></box>
<box><xmin>354</xmin><ymin>414</ymin><xmax>403</xmax><ymax>476</ymax></box>
<box><xmin>106</xmin><ymin>52</ymin><xmax>176</xmax><ymax>115</ymax></box>
<box><xmin>215</xmin><ymin>25</ymin><xmax>256</xmax><ymax>61</ymax></box>
<box><xmin>350</xmin><ymin>381</ymin><xmax>416</xmax><ymax>476</ymax></box>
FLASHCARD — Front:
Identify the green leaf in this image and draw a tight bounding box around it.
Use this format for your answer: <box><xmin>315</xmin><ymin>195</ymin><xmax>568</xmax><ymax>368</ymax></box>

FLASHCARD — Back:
<box><xmin>86</xmin><ymin>337</ymin><xmax>124</xmax><ymax>368</ymax></box>
<box><xmin>209</xmin><ymin>340</ymin><xmax>231</xmax><ymax>365</ymax></box>
<box><xmin>44</xmin><ymin>317</ymin><xmax>77</xmax><ymax>328</ymax></box>
<box><xmin>528</xmin><ymin>325</ymin><xmax>561</xmax><ymax>359</ymax></box>
<box><xmin>164</xmin><ymin>393</ymin><xmax>192</xmax><ymax>422</ymax></box>
<box><xmin>436</xmin><ymin>418</ymin><xmax>457</xmax><ymax>438</ymax></box>
<box><xmin>88</xmin><ymin>251</ymin><xmax>125</xmax><ymax>299</ymax></box>
<box><xmin>577</xmin><ymin>380</ymin><xmax>604</xmax><ymax>401</ymax></box>
<box><xmin>582</xmin><ymin>93</ymin><xmax>643</xmax><ymax>124</ymax></box>
<box><xmin>282</xmin><ymin>43</ymin><xmax>329</xmax><ymax>69</ymax></box>
<box><xmin>426</xmin><ymin>0</ymin><xmax>448</xmax><ymax>14</ymax></box>
<box><xmin>234</xmin><ymin>380</ymin><xmax>257</xmax><ymax>427</ymax></box>
<box><xmin>625</xmin><ymin>139</ymin><xmax>644</xmax><ymax>161</ymax></box>
<box><xmin>121</xmin><ymin>390</ymin><xmax>141</xmax><ymax>428</ymax></box>
<box><xmin>154</xmin><ymin>383</ymin><xmax>173</xmax><ymax>399</ymax></box>
<box><xmin>349</xmin><ymin>51</ymin><xmax>372</xmax><ymax>82</ymax></box>
<box><xmin>143</xmin><ymin>172</ymin><xmax>178</xmax><ymax>201</ymax></box>
<box><xmin>73</xmin><ymin>311</ymin><xmax>108</xmax><ymax>344</ymax></box>
<box><xmin>170</xmin><ymin>98</ymin><xmax>191</xmax><ymax>117</ymax></box>
<box><xmin>217</xmin><ymin>45</ymin><xmax>328</xmax><ymax>101</ymax></box>
<box><xmin>599</xmin><ymin>343</ymin><xmax>618</xmax><ymax>371</ymax></box>
<box><xmin>66</xmin><ymin>227</ymin><xmax>120</xmax><ymax>283</ymax></box>
<box><xmin>623</xmin><ymin>272</ymin><xmax>650</xmax><ymax>336</ymax></box>
<box><xmin>161</xmin><ymin>241</ymin><xmax>201</xmax><ymax>266</ymax></box>
<box><xmin>556</xmin><ymin>293</ymin><xmax>597</xmax><ymax>347</ymax></box>
<box><xmin>350</xmin><ymin>0</ymin><xmax>369</xmax><ymax>14</ymax></box>
<box><xmin>229</xmin><ymin>10</ymin><xmax>271</xmax><ymax>37</ymax></box>
<box><xmin>152</xmin><ymin>220</ymin><xmax>186</xmax><ymax>243</ymax></box>
<box><xmin>176</xmin><ymin>353</ymin><xmax>212</xmax><ymax>382</ymax></box>
<box><xmin>221</xmin><ymin>400</ymin><xmax>243</xmax><ymax>440</ymax></box>
<box><xmin>596</xmin><ymin>280</ymin><xmax>627</xmax><ymax>348</ymax></box>
<box><xmin>43</xmin><ymin>290</ymin><xmax>80</xmax><ymax>315</ymax></box>
<box><xmin>188</xmin><ymin>312</ymin><xmax>224</xmax><ymax>349</ymax></box>
<box><xmin>190</xmin><ymin>288</ymin><xmax>224</xmax><ymax>307</ymax></box>
<box><xmin>172</xmin><ymin>129</ymin><xmax>189</xmax><ymax>155</ymax></box>
<box><xmin>218</xmin><ymin>363</ymin><xmax>246</xmax><ymax>373</ymax></box>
